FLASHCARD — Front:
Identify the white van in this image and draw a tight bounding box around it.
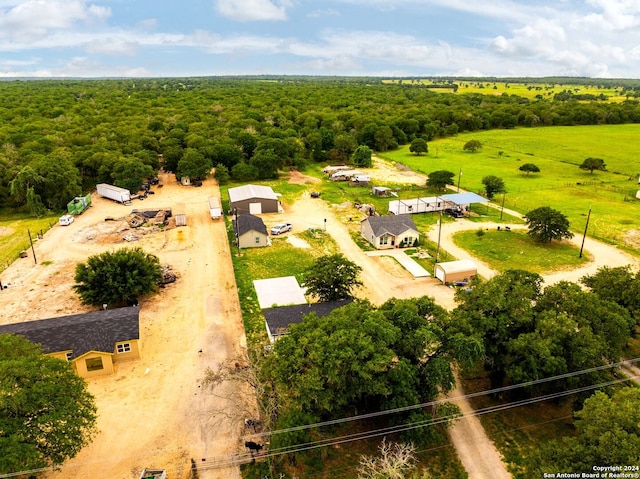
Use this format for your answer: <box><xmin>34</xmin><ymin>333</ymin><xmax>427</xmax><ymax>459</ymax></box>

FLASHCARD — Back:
<box><xmin>59</xmin><ymin>214</ymin><xmax>74</xmax><ymax>226</ymax></box>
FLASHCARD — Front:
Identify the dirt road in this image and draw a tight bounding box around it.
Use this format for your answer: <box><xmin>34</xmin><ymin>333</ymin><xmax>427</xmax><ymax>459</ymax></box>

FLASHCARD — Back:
<box><xmin>0</xmin><ymin>173</ymin><xmax>246</xmax><ymax>479</ymax></box>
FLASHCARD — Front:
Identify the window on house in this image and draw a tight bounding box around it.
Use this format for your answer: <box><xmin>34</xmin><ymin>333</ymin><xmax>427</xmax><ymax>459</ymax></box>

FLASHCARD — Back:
<box><xmin>380</xmin><ymin>235</ymin><xmax>388</xmax><ymax>245</ymax></box>
<box><xmin>116</xmin><ymin>343</ymin><xmax>131</xmax><ymax>354</ymax></box>
<box><xmin>255</xmin><ymin>236</ymin><xmax>261</xmax><ymax>244</ymax></box>
<box><xmin>65</xmin><ymin>352</ymin><xmax>73</xmax><ymax>361</ymax></box>
<box><xmin>85</xmin><ymin>357</ymin><xmax>104</xmax><ymax>371</ymax></box>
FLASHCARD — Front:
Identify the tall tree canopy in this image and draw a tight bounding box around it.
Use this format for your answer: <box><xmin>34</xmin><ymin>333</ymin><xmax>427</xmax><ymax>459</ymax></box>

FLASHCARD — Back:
<box><xmin>581</xmin><ymin>266</ymin><xmax>640</xmax><ymax>320</ymax></box>
<box><xmin>527</xmin><ymin>388</ymin><xmax>640</xmax><ymax>475</ymax></box>
<box><xmin>409</xmin><ymin>138</ymin><xmax>428</xmax><ymax>155</ymax></box>
<box><xmin>265</xmin><ymin>297</ymin><xmax>479</xmax><ymax>419</ymax></box>
<box><xmin>301</xmin><ymin>253</ymin><xmax>363</xmax><ymax>302</ymax></box>
<box><xmin>450</xmin><ymin>271</ymin><xmax>634</xmax><ymax>392</ymax></box>
<box><xmin>524</xmin><ymin>206</ymin><xmax>574</xmax><ymax>242</ymax></box>
<box><xmin>0</xmin><ymin>334</ymin><xmax>97</xmax><ymax>474</ymax></box>
<box><xmin>74</xmin><ymin>247</ymin><xmax>163</xmax><ymax>307</ymax></box>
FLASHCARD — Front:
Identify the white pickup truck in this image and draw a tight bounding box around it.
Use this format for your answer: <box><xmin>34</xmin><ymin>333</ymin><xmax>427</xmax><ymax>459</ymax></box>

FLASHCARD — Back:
<box><xmin>270</xmin><ymin>223</ymin><xmax>292</xmax><ymax>235</ymax></box>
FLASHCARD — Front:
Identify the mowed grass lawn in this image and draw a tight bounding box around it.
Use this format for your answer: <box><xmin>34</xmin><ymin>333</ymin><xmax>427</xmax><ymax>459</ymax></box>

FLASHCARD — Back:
<box><xmin>381</xmin><ymin>125</ymin><xmax>640</xmax><ymax>252</ymax></box>
<box><xmin>0</xmin><ymin>212</ymin><xmax>58</xmax><ymax>273</ymax></box>
<box><xmin>453</xmin><ymin>230</ymin><xmax>589</xmax><ymax>274</ymax></box>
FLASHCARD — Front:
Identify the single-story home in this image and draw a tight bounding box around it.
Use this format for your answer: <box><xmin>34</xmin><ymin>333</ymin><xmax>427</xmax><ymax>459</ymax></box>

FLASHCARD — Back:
<box><xmin>434</xmin><ymin>259</ymin><xmax>478</xmax><ymax>285</ymax></box>
<box><xmin>0</xmin><ymin>306</ymin><xmax>141</xmax><ymax>378</ymax></box>
<box><xmin>263</xmin><ymin>299</ymin><xmax>352</xmax><ymax>342</ymax></box>
<box><xmin>233</xmin><ymin>214</ymin><xmax>270</xmax><ymax>248</ymax></box>
<box><xmin>228</xmin><ymin>184</ymin><xmax>279</xmax><ymax>214</ymax></box>
<box><xmin>361</xmin><ymin>214</ymin><xmax>420</xmax><ymax>249</ymax></box>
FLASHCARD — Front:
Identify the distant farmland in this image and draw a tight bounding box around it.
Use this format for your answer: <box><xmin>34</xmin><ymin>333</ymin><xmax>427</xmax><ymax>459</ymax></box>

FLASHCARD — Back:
<box><xmin>381</xmin><ymin>124</ymin><xmax>640</xmax><ymax>253</ymax></box>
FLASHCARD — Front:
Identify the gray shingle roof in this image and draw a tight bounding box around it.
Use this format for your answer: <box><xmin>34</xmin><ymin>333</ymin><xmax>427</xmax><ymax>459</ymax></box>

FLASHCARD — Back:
<box><xmin>0</xmin><ymin>307</ymin><xmax>140</xmax><ymax>359</ymax></box>
<box><xmin>233</xmin><ymin>214</ymin><xmax>268</xmax><ymax>236</ymax></box>
<box><xmin>263</xmin><ymin>300</ymin><xmax>352</xmax><ymax>335</ymax></box>
<box><xmin>364</xmin><ymin>214</ymin><xmax>419</xmax><ymax>238</ymax></box>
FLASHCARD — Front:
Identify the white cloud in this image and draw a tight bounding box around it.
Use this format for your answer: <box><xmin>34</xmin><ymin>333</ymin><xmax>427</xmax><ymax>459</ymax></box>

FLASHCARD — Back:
<box><xmin>307</xmin><ymin>8</ymin><xmax>339</xmax><ymax>18</ymax></box>
<box><xmin>84</xmin><ymin>38</ymin><xmax>139</xmax><ymax>56</ymax></box>
<box><xmin>0</xmin><ymin>0</ymin><xmax>110</xmax><ymax>41</ymax></box>
<box><xmin>215</xmin><ymin>0</ymin><xmax>290</xmax><ymax>22</ymax></box>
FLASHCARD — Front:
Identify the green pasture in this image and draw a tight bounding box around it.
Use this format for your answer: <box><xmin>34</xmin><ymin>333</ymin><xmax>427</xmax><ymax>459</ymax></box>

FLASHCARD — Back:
<box><xmin>0</xmin><ymin>212</ymin><xmax>58</xmax><ymax>273</ymax></box>
<box><xmin>380</xmin><ymin>125</ymin><xmax>640</xmax><ymax>252</ymax></box>
<box><xmin>453</xmin><ymin>230</ymin><xmax>589</xmax><ymax>274</ymax></box>
<box><xmin>385</xmin><ymin>79</ymin><xmax>627</xmax><ymax>101</ymax></box>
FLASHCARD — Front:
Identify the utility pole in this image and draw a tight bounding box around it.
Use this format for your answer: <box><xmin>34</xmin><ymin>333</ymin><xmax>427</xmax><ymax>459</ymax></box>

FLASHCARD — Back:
<box><xmin>27</xmin><ymin>229</ymin><xmax>37</xmax><ymax>265</ymax></box>
<box><xmin>500</xmin><ymin>193</ymin><xmax>505</xmax><ymax>220</ymax></box>
<box><xmin>434</xmin><ymin>208</ymin><xmax>443</xmax><ymax>276</ymax></box>
<box><xmin>456</xmin><ymin>168</ymin><xmax>462</xmax><ymax>193</ymax></box>
<box><xmin>579</xmin><ymin>206</ymin><xmax>592</xmax><ymax>258</ymax></box>
<box><xmin>234</xmin><ymin>208</ymin><xmax>241</xmax><ymax>255</ymax></box>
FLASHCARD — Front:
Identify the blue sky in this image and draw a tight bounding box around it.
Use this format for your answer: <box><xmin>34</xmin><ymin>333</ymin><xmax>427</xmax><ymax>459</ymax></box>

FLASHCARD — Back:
<box><xmin>1</xmin><ymin>0</ymin><xmax>639</xmax><ymax>78</ymax></box>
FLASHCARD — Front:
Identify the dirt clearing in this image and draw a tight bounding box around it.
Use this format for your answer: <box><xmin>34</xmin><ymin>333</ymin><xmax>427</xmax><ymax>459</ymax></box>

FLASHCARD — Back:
<box><xmin>0</xmin><ymin>173</ymin><xmax>246</xmax><ymax>479</ymax></box>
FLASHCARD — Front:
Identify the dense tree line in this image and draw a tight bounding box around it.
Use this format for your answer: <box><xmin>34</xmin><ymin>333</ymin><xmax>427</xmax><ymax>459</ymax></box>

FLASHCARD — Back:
<box><xmin>3</xmin><ymin>77</ymin><xmax>640</xmax><ymax>213</ymax></box>
<box><xmin>256</xmin><ymin>267</ymin><xmax>639</xmax><ymax>475</ymax></box>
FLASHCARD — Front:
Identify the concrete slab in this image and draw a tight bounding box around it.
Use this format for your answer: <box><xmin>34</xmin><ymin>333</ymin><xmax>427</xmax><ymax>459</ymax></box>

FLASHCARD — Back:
<box><xmin>366</xmin><ymin>249</ymin><xmax>431</xmax><ymax>278</ymax></box>
<box><xmin>253</xmin><ymin>276</ymin><xmax>307</xmax><ymax>309</ymax></box>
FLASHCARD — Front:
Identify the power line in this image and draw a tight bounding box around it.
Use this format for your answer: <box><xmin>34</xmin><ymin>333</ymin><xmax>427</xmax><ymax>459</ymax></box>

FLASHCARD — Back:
<box><xmin>3</xmin><ymin>359</ymin><xmax>637</xmax><ymax>478</ymax></box>
<box><xmin>244</xmin><ymin>357</ymin><xmax>639</xmax><ymax>441</ymax></box>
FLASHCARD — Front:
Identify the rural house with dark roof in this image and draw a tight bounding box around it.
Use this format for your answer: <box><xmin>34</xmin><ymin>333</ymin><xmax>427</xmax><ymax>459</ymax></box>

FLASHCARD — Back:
<box><xmin>232</xmin><ymin>213</ymin><xmax>270</xmax><ymax>248</ymax></box>
<box><xmin>360</xmin><ymin>214</ymin><xmax>420</xmax><ymax>249</ymax></box>
<box><xmin>262</xmin><ymin>299</ymin><xmax>352</xmax><ymax>342</ymax></box>
<box><xmin>0</xmin><ymin>306</ymin><xmax>141</xmax><ymax>378</ymax></box>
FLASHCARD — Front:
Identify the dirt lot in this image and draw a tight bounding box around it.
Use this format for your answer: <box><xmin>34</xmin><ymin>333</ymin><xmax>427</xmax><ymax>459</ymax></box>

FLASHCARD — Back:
<box><xmin>0</xmin><ymin>173</ymin><xmax>247</xmax><ymax>479</ymax></box>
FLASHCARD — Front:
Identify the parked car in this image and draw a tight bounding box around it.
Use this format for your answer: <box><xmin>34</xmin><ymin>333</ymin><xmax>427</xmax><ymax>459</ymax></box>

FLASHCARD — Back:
<box><xmin>444</xmin><ymin>207</ymin><xmax>464</xmax><ymax>218</ymax></box>
<box><xmin>310</xmin><ymin>191</ymin><xmax>321</xmax><ymax>198</ymax></box>
<box><xmin>271</xmin><ymin>223</ymin><xmax>292</xmax><ymax>235</ymax></box>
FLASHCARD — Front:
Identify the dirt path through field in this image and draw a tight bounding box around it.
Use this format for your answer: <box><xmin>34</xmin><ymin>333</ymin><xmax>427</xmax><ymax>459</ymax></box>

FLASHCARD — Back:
<box><xmin>0</xmin><ymin>173</ymin><xmax>246</xmax><ymax>479</ymax></box>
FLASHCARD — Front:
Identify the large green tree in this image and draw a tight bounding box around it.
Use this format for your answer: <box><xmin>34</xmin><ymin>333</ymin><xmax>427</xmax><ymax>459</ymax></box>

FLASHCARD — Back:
<box><xmin>301</xmin><ymin>253</ymin><xmax>363</xmax><ymax>302</ymax></box>
<box><xmin>481</xmin><ymin>175</ymin><xmax>506</xmax><ymax>199</ymax></box>
<box><xmin>524</xmin><ymin>206</ymin><xmax>574</xmax><ymax>242</ymax></box>
<box><xmin>265</xmin><ymin>297</ymin><xmax>477</xmax><ymax>419</ymax></box>
<box><xmin>176</xmin><ymin>148</ymin><xmax>212</xmax><ymax>181</ymax></box>
<box><xmin>581</xmin><ymin>266</ymin><xmax>640</xmax><ymax>320</ymax></box>
<box><xmin>409</xmin><ymin>138</ymin><xmax>428</xmax><ymax>155</ymax></box>
<box><xmin>579</xmin><ymin>157</ymin><xmax>606</xmax><ymax>173</ymax></box>
<box><xmin>9</xmin><ymin>165</ymin><xmax>46</xmax><ymax>216</ymax></box>
<box><xmin>527</xmin><ymin>388</ymin><xmax>640</xmax><ymax>475</ymax></box>
<box><xmin>352</xmin><ymin>145</ymin><xmax>372</xmax><ymax>167</ymax></box>
<box><xmin>427</xmin><ymin>170</ymin><xmax>455</xmax><ymax>191</ymax></box>
<box><xmin>0</xmin><ymin>334</ymin><xmax>97</xmax><ymax>474</ymax></box>
<box><xmin>74</xmin><ymin>247</ymin><xmax>163</xmax><ymax>307</ymax></box>
<box><xmin>111</xmin><ymin>158</ymin><xmax>154</xmax><ymax>194</ymax></box>
<box><xmin>518</xmin><ymin>163</ymin><xmax>540</xmax><ymax>176</ymax></box>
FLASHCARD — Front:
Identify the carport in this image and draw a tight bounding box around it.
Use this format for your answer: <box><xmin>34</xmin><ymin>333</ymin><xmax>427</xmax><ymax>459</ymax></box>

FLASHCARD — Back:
<box><xmin>440</xmin><ymin>192</ymin><xmax>489</xmax><ymax>216</ymax></box>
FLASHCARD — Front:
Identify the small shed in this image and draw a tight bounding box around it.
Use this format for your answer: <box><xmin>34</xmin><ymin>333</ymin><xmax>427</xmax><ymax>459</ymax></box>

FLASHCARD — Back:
<box><xmin>174</xmin><ymin>214</ymin><xmax>187</xmax><ymax>226</ymax></box>
<box><xmin>434</xmin><ymin>259</ymin><xmax>477</xmax><ymax>285</ymax></box>
<box><xmin>228</xmin><ymin>184</ymin><xmax>279</xmax><ymax>214</ymax></box>
<box><xmin>372</xmin><ymin>186</ymin><xmax>391</xmax><ymax>197</ymax></box>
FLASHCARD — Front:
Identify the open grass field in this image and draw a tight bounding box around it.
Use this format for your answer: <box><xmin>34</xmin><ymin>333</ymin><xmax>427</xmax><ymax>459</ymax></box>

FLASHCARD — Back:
<box><xmin>453</xmin><ymin>229</ymin><xmax>589</xmax><ymax>274</ymax></box>
<box><xmin>380</xmin><ymin>125</ymin><xmax>640</xmax><ymax>252</ymax></box>
<box><xmin>384</xmin><ymin>79</ymin><xmax>628</xmax><ymax>102</ymax></box>
<box><xmin>0</xmin><ymin>211</ymin><xmax>58</xmax><ymax>273</ymax></box>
